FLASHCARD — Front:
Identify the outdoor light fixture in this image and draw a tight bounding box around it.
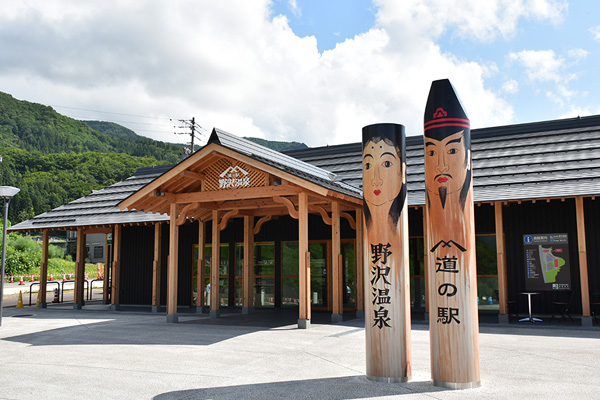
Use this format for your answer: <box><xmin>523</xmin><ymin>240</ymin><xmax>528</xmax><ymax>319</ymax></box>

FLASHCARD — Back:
<box><xmin>1</xmin><ymin>186</ymin><xmax>20</xmax><ymax>327</ymax></box>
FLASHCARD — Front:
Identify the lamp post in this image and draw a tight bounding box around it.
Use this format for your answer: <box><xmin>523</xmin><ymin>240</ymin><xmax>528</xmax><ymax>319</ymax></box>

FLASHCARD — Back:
<box><xmin>0</xmin><ymin>186</ymin><xmax>20</xmax><ymax>327</ymax></box>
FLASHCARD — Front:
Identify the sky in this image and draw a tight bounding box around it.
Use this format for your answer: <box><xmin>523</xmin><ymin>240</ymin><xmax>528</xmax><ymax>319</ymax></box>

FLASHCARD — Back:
<box><xmin>1</xmin><ymin>0</ymin><xmax>599</xmax><ymax>148</ymax></box>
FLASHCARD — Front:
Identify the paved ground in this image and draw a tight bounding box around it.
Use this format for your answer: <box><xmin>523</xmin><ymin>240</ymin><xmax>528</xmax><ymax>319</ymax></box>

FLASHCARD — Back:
<box><xmin>0</xmin><ymin>303</ymin><xmax>598</xmax><ymax>400</ymax></box>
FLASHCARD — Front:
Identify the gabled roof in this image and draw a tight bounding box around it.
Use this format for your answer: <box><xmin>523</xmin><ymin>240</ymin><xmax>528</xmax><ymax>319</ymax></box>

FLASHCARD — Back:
<box><xmin>286</xmin><ymin>114</ymin><xmax>600</xmax><ymax>205</ymax></box>
<box><xmin>207</xmin><ymin>129</ymin><xmax>362</xmax><ymax>199</ymax></box>
<box><xmin>10</xmin><ymin>114</ymin><xmax>600</xmax><ymax>232</ymax></box>
<box><xmin>9</xmin><ymin>165</ymin><xmax>171</xmax><ymax>231</ymax></box>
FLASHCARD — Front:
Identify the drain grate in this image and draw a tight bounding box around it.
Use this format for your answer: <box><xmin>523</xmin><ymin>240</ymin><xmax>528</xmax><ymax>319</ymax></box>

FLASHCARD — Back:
<box><xmin>11</xmin><ymin>314</ymin><xmax>35</xmax><ymax>318</ymax></box>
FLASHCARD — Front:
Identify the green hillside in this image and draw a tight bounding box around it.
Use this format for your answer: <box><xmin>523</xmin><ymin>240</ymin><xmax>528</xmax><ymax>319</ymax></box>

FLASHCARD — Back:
<box><xmin>243</xmin><ymin>137</ymin><xmax>307</xmax><ymax>151</ymax></box>
<box><xmin>0</xmin><ymin>92</ymin><xmax>178</xmax><ymax>223</ymax></box>
<box><xmin>0</xmin><ymin>91</ymin><xmax>309</xmax><ymax>225</ymax></box>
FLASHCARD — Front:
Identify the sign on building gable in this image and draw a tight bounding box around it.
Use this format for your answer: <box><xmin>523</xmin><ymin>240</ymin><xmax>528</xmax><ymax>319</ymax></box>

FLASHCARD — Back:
<box><xmin>202</xmin><ymin>158</ymin><xmax>267</xmax><ymax>191</ymax></box>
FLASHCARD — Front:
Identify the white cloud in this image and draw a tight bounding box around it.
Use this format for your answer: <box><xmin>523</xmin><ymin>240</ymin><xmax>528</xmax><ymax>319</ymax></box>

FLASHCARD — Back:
<box><xmin>508</xmin><ymin>49</ymin><xmax>565</xmax><ymax>83</ymax></box>
<box><xmin>0</xmin><ymin>0</ymin><xmax>569</xmax><ymax>146</ymax></box>
<box><xmin>567</xmin><ymin>48</ymin><xmax>589</xmax><ymax>62</ymax></box>
<box><xmin>374</xmin><ymin>0</ymin><xmax>567</xmax><ymax>43</ymax></box>
<box><xmin>590</xmin><ymin>25</ymin><xmax>600</xmax><ymax>41</ymax></box>
<box><xmin>502</xmin><ymin>79</ymin><xmax>519</xmax><ymax>94</ymax></box>
<box><xmin>287</xmin><ymin>0</ymin><xmax>301</xmax><ymax>17</ymax></box>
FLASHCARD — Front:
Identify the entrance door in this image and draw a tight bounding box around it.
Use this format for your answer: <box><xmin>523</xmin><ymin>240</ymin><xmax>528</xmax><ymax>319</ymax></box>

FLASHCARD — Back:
<box><xmin>281</xmin><ymin>241</ymin><xmax>328</xmax><ymax>309</ymax></box>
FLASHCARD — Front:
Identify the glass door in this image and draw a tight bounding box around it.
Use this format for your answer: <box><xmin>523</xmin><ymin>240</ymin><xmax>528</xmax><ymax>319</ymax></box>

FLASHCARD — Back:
<box><xmin>281</xmin><ymin>241</ymin><xmax>328</xmax><ymax>309</ymax></box>
<box><xmin>204</xmin><ymin>244</ymin><xmax>230</xmax><ymax>307</ymax></box>
<box><xmin>253</xmin><ymin>243</ymin><xmax>275</xmax><ymax>308</ymax></box>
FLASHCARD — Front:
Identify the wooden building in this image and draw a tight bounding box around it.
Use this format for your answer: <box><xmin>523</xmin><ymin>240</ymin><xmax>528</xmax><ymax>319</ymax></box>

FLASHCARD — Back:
<box><xmin>9</xmin><ymin>115</ymin><xmax>600</xmax><ymax>327</ymax></box>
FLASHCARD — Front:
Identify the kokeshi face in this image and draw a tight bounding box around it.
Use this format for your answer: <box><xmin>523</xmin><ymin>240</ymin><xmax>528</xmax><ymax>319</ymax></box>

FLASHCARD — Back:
<box><xmin>362</xmin><ymin>123</ymin><xmax>412</xmax><ymax>382</ymax></box>
<box><xmin>423</xmin><ymin>79</ymin><xmax>480</xmax><ymax>388</ymax></box>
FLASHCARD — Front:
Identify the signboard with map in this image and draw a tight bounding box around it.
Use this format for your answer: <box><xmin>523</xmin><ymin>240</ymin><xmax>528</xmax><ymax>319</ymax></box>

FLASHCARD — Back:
<box><xmin>523</xmin><ymin>233</ymin><xmax>571</xmax><ymax>291</ymax></box>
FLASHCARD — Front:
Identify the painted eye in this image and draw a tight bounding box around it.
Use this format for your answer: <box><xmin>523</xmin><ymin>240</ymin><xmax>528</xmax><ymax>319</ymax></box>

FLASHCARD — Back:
<box><xmin>365</xmin><ymin>162</ymin><xmax>371</xmax><ymax>170</ymax></box>
<box><xmin>448</xmin><ymin>148</ymin><xmax>457</xmax><ymax>155</ymax></box>
<box><xmin>383</xmin><ymin>161</ymin><xmax>392</xmax><ymax>168</ymax></box>
<box><xmin>428</xmin><ymin>150</ymin><xmax>435</xmax><ymax>156</ymax></box>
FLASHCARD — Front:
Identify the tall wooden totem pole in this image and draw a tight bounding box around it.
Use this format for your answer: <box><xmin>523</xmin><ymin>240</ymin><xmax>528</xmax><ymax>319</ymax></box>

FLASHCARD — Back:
<box><xmin>423</xmin><ymin>79</ymin><xmax>480</xmax><ymax>388</ymax></box>
<box><xmin>362</xmin><ymin>123</ymin><xmax>411</xmax><ymax>382</ymax></box>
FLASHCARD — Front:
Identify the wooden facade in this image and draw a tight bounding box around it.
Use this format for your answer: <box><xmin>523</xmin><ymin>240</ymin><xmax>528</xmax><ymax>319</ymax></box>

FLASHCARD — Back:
<box><xmin>8</xmin><ymin>120</ymin><xmax>600</xmax><ymax>329</ymax></box>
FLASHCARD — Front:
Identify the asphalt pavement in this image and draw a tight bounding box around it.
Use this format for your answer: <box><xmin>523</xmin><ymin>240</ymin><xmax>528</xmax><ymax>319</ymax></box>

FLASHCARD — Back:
<box><xmin>0</xmin><ymin>302</ymin><xmax>598</xmax><ymax>400</ymax></box>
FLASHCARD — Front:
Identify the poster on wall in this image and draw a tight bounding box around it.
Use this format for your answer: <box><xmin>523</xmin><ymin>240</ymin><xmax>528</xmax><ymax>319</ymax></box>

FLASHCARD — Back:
<box><xmin>523</xmin><ymin>233</ymin><xmax>571</xmax><ymax>291</ymax></box>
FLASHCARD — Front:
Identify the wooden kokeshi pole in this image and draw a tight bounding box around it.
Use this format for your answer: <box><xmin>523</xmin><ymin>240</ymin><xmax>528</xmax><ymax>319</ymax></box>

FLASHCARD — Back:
<box><xmin>423</xmin><ymin>79</ymin><xmax>480</xmax><ymax>389</ymax></box>
<box><xmin>362</xmin><ymin>123</ymin><xmax>411</xmax><ymax>382</ymax></box>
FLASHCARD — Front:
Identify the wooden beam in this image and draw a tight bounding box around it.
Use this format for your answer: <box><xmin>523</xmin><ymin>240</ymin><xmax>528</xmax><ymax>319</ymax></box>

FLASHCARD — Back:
<box><xmin>341</xmin><ymin>212</ymin><xmax>356</xmax><ymax>230</ymax></box>
<box><xmin>309</xmin><ymin>204</ymin><xmax>332</xmax><ymax>226</ymax></box>
<box><xmin>210</xmin><ymin>210</ymin><xmax>220</xmax><ymax>316</ymax></box>
<box><xmin>331</xmin><ymin>201</ymin><xmax>342</xmax><ymax>319</ymax></box>
<box><xmin>152</xmin><ymin>223</ymin><xmax>162</xmax><ymax>308</ymax></box>
<box><xmin>111</xmin><ymin>225</ymin><xmax>121</xmax><ymax>306</ymax></box>
<box><xmin>176</xmin><ymin>202</ymin><xmax>200</xmax><ymax>226</ymax></box>
<box><xmin>197</xmin><ymin>221</ymin><xmax>205</xmax><ymax>308</ymax></box>
<box><xmin>298</xmin><ymin>192</ymin><xmax>310</xmax><ymax>326</ymax></box>
<box><xmin>273</xmin><ymin>196</ymin><xmax>299</xmax><ymax>219</ymax></box>
<box><xmin>252</xmin><ymin>215</ymin><xmax>272</xmax><ymax>235</ymax></box>
<box><xmin>423</xmin><ymin>206</ymin><xmax>429</xmax><ymax>313</ymax></box>
<box><xmin>166</xmin><ymin>204</ymin><xmax>179</xmax><ymax>321</ymax></box>
<box><xmin>103</xmin><ymin>232</ymin><xmax>110</xmax><ymax>304</ymax></box>
<box><xmin>82</xmin><ymin>227</ymin><xmax>113</xmax><ymax>234</ymax></box>
<box><xmin>576</xmin><ymin>196</ymin><xmax>591</xmax><ymax>317</ymax></box>
<box><xmin>175</xmin><ymin>185</ymin><xmax>302</xmax><ymax>204</ymax></box>
<box><xmin>243</xmin><ymin>216</ymin><xmax>255</xmax><ymax>312</ymax></box>
<box><xmin>180</xmin><ymin>170</ymin><xmax>206</xmax><ymax>181</ymax></box>
<box><xmin>355</xmin><ymin>208</ymin><xmax>364</xmax><ymax>313</ymax></box>
<box><xmin>495</xmin><ymin>201</ymin><xmax>508</xmax><ymax>315</ymax></box>
<box><xmin>39</xmin><ymin>230</ymin><xmax>49</xmax><ymax>306</ymax></box>
<box><xmin>217</xmin><ymin>209</ymin><xmax>239</xmax><ymax>231</ymax></box>
<box><xmin>74</xmin><ymin>227</ymin><xmax>85</xmax><ymax>308</ymax></box>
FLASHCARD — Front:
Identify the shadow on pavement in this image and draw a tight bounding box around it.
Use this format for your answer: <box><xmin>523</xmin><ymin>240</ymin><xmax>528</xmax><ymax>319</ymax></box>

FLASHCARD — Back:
<box><xmin>153</xmin><ymin>376</ymin><xmax>446</xmax><ymax>400</ymax></box>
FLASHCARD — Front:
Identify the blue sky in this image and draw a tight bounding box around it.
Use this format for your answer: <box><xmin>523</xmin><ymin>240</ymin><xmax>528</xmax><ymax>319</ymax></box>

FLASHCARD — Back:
<box><xmin>0</xmin><ymin>0</ymin><xmax>599</xmax><ymax>146</ymax></box>
<box><xmin>273</xmin><ymin>0</ymin><xmax>600</xmax><ymax>128</ymax></box>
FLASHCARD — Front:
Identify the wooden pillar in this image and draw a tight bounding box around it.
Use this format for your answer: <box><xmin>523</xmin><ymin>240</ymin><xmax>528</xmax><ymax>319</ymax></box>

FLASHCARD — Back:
<box><xmin>423</xmin><ymin>206</ymin><xmax>429</xmax><ymax>314</ymax></box>
<box><xmin>111</xmin><ymin>225</ymin><xmax>121</xmax><ymax>309</ymax></box>
<box><xmin>210</xmin><ymin>210</ymin><xmax>220</xmax><ymax>318</ymax></box>
<box><xmin>74</xmin><ymin>227</ymin><xmax>86</xmax><ymax>309</ymax></box>
<box><xmin>331</xmin><ymin>201</ymin><xmax>343</xmax><ymax>322</ymax></box>
<box><xmin>576</xmin><ymin>196</ymin><xmax>591</xmax><ymax>320</ymax></box>
<box><xmin>166</xmin><ymin>204</ymin><xmax>179</xmax><ymax>323</ymax></box>
<box><xmin>243</xmin><ymin>216</ymin><xmax>255</xmax><ymax>314</ymax></box>
<box><xmin>103</xmin><ymin>233</ymin><xmax>110</xmax><ymax>304</ymax></box>
<box><xmin>197</xmin><ymin>220</ymin><xmax>205</xmax><ymax>309</ymax></box>
<box><xmin>39</xmin><ymin>230</ymin><xmax>49</xmax><ymax>307</ymax></box>
<box><xmin>152</xmin><ymin>222</ymin><xmax>162</xmax><ymax>312</ymax></box>
<box><xmin>495</xmin><ymin>202</ymin><xmax>508</xmax><ymax>319</ymax></box>
<box><xmin>362</xmin><ymin>123</ymin><xmax>411</xmax><ymax>382</ymax></box>
<box><xmin>355</xmin><ymin>208</ymin><xmax>364</xmax><ymax>316</ymax></box>
<box><xmin>424</xmin><ymin>79</ymin><xmax>480</xmax><ymax>388</ymax></box>
<box><xmin>298</xmin><ymin>192</ymin><xmax>310</xmax><ymax>328</ymax></box>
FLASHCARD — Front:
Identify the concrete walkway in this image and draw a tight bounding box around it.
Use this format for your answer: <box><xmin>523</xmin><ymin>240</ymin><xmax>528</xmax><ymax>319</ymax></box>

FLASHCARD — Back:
<box><xmin>0</xmin><ymin>306</ymin><xmax>598</xmax><ymax>399</ymax></box>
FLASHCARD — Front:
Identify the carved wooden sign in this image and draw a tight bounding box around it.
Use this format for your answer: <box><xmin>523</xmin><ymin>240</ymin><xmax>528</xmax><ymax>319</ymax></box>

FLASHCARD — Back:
<box><xmin>362</xmin><ymin>123</ymin><xmax>412</xmax><ymax>382</ymax></box>
<box><xmin>423</xmin><ymin>79</ymin><xmax>480</xmax><ymax>389</ymax></box>
<box><xmin>203</xmin><ymin>158</ymin><xmax>267</xmax><ymax>191</ymax></box>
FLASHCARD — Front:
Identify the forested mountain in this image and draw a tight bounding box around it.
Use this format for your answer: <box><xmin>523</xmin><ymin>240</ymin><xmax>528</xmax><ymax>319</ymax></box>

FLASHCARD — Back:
<box><xmin>243</xmin><ymin>137</ymin><xmax>307</xmax><ymax>151</ymax></box>
<box><xmin>0</xmin><ymin>91</ymin><xmax>308</xmax><ymax>224</ymax></box>
<box><xmin>0</xmin><ymin>92</ymin><xmax>179</xmax><ymax>223</ymax></box>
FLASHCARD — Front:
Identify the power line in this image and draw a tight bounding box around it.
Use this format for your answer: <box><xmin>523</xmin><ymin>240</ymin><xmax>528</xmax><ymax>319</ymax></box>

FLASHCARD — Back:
<box><xmin>172</xmin><ymin>117</ymin><xmax>209</xmax><ymax>156</ymax></box>
<box><xmin>51</xmin><ymin>105</ymin><xmax>177</xmax><ymax>121</ymax></box>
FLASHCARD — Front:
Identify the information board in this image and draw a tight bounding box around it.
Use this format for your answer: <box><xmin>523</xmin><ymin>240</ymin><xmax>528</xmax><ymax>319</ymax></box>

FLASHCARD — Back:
<box><xmin>523</xmin><ymin>233</ymin><xmax>571</xmax><ymax>291</ymax></box>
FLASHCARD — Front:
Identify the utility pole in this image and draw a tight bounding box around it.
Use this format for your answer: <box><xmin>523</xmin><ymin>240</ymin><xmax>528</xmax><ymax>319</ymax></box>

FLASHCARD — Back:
<box><xmin>172</xmin><ymin>117</ymin><xmax>205</xmax><ymax>158</ymax></box>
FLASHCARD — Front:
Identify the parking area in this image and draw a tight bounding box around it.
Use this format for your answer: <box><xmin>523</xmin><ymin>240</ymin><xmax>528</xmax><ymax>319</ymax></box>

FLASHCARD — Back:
<box><xmin>0</xmin><ymin>304</ymin><xmax>598</xmax><ymax>400</ymax></box>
